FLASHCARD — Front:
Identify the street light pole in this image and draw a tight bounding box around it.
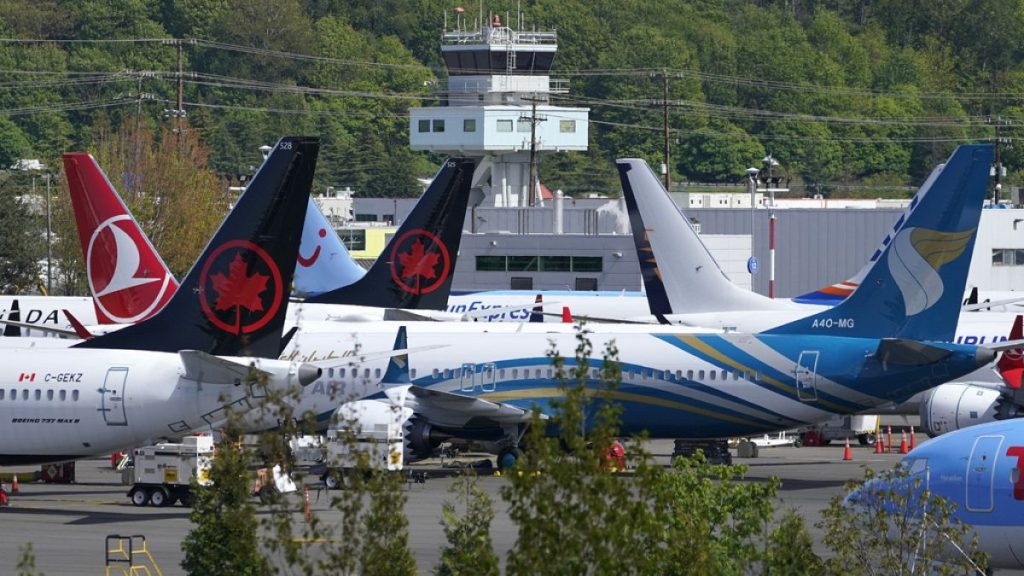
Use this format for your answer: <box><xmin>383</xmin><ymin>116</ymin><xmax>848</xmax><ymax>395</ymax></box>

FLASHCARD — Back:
<box><xmin>45</xmin><ymin>173</ymin><xmax>51</xmax><ymax>295</ymax></box>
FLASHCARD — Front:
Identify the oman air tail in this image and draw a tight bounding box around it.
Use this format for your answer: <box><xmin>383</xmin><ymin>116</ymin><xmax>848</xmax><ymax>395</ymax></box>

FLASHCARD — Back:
<box><xmin>74</xmin><ymin>136</ymin><xmax>320</xmax><ymax>357</ymax></box>
<box><xmin>792</xmin><ymin>161</ymin><xmax>947</xmax><ymax>305</ymax></box>
<box><xmin>767</xmin><ymin>143</ymin><xmax>993</xmax><ymax>341</ymax></box>
<box><xmin>63</xmin><ymin>152</ymin><xmax>178</xmax><ymax>324</ymax></box>
<box><xmin>306</xmin><ymin>158</ymin><xmax>476</xmax><ymax>310</ymax></box>
<box><xmin>616</xmin><ymin>158</ymin><xmax>791</xmax><ymax>316</ymax></box>
<box><xmin>293</xmin><ymin>196</ymin><xmax>366</xmax><ymax>297</ymax></box>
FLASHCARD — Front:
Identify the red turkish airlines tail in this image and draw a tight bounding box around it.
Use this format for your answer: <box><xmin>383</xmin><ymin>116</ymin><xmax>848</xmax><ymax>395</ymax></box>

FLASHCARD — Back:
<box><xmin>62</xmin><ymin>153</ymin><xmax>178</xmax><ymax>324</ymax></box>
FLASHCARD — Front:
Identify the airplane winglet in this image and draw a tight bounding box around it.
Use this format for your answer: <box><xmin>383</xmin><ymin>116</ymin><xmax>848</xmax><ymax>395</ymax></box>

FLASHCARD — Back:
<box><xmin>996</xmin><ymin>315</ymin><xmax>1024</xmax><ymax>389</ymax></box>
<box><xmin>63</xmin><ymin>309</ymin><xmax>95</xmax><ymax>339</ymax></box>
<box><xmin>2</xmin><ymin>299</ymin><xmax>20</xmax><ymax>337</ymax></box>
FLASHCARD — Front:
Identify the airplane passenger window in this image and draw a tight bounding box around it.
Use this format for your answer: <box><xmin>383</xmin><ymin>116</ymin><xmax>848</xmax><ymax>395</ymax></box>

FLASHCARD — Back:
<box><xmin>338</xmin><ymin>368</ymin><xmax>345</xmax><ymax>378</ymax></box>
<box><xmin>433</xmin><ymin>369</ymin><xmax>440</xmax><ymax>378</ymax></box>
<box><xmin>698</xmin><ymin>370</ymin><xmax>705</xmax><ymax>380</ymax></box>
<box><xmin>535</xmin><ymin>369</ymin><xmax>541</xmax><ymax>379</ymax></box>
<box><xmin>721</xmin><ymin>370</ymin><xmax>727</xmax><ymax>380</ymax></box>
<box><xmin>72</xmin><ymin>390</ymin><xmax>79</xmax><ymax>401</ymax></box>
<box><xmin>328</xmin><ymin>368</ymin><xmax>334</xmax><ymax>378</ymax></box>
<box><xmin>46</xmin><ymin>389</ymin><xmax>53</xmax><ymax>401</ymax></box>
<box><xmin>499</xmin><ymin>369</ymin><xmax>505</xmax><ymax>378</ymax></box>
<box><xmin>676</xmin><ymin>370</ymin><xmax>682</xmax><ymax>380</ymax></box>
<box><xmin>686</xmin><ymin>370</ymin><xmax>693</xmax><ymax>380</ymax></box>
<box><xmin>411</xmin><ymin>369</ymin><xmax>417</xmax><ymax>379</ymax></box>
<box><xmin>0</xmin><ymin>390</ymin><xmax>4</xmax><ymax>400</ymax></box>
<box><xmin>9</xmin><ymin>389</ymin><xmax>15</xmax><ymax>400</ymax></box>
<box><xmin>374</xmin><ymin>368</ymin><xmax>381</xmax><ymax>378</ymax></box>
<box><xmin>512</xmin><ymin>369</ymin><xmax>519</xmax><ymax>378</ymax></box>
<box><xmin>709</xmin><ymin>371</ymin><xmax>716</xmax><ymax>381</ymax></box>
<box><xmin>59</xmin><ymin>390</ymin><xmax>65</xmax><ymax>401</ymax></box>
<box><xmin>363</xmin><ymin>368</ymin><xmax>370</xmax><ymax>378</ymax></box>
<box><xmin>443</xmin><ymin>369</ymin><xmax>451</xmax><ymax>379</ymax></box>
<box><xmin>22</xmin><ymin>390</ymin><xmax>28</xmax><ymax>400</ymax></box>
<box><xmin>34</xmin><ymin>390</ymin><xmax>40</xmax><ymax>400</ymax></box>
<box><xmin>547</xmin><ymin>369</ymin><xmax>553</xmax><ymax>378</ymax></box>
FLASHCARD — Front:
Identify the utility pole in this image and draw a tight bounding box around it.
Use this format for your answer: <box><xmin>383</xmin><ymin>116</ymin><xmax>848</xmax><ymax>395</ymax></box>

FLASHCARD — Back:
<box><xmin>522</xmin><ymin>96</ymin><xmax>546</xmax><ymax>206</ymax></box>
<box><xmin>988</xmin><ymin>116</ymin><xmax>1013</xmax><ymax>205</ymax></box>
<box><xmin>663</xmin><ymin>70</ymin><xmax>670</xmax><ymax>191</ymax></box>
<box><xmin>176</xmin><ymin>39</ymin><xmax>184</xmax><ymax>143</ymax></box>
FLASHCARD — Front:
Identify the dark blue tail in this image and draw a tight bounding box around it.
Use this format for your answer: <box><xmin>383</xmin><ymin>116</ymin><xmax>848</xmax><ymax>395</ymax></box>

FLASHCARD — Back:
<box><xmin>74</xmin><ymin>137</ymin><xmax>319</xmax><ymax>357</ymax></box>
<box><xmin>382</xmin><ymin>326</ymin><xmax>411</xmax><ymax>384</ymax></box>
<box><xmin>767</xmin><ymin>144</ymin><xmax>993</xmax><ymax>341</ymax></box>
<box><xmin>306</xmin><ymin>158</ymin><xmax>476</xmax><ymax>310</ymax></box>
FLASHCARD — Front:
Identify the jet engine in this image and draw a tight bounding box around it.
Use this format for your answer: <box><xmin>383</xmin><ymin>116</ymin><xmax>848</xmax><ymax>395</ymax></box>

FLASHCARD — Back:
<box><xmin>919</xmin><ymin>383</ymin><xmax>1002</xmax><ymax>437</ymax></box>
<box><xmin>330</xmin><ymin>400</ymin><xmax>446</xmax><ymax>462</ymax></box>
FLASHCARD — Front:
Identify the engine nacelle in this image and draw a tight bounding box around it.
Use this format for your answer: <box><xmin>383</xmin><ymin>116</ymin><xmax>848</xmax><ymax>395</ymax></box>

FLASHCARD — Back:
<box><xmin>403</xmin><ymin>416</ymin><xmax>448</xmax><ymax>461</ymax></box>
<box><xmin>919</xmin><ymin>383</ymin><xmax>1002</xmax><ymax>437</ymax></box>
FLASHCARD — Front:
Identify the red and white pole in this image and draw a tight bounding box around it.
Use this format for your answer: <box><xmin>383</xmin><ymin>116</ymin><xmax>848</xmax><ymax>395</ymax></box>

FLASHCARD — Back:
<box><xmin>768</xmin><ymin>212</ymin><xmax>776</xmax><ymax>298</ymax></box>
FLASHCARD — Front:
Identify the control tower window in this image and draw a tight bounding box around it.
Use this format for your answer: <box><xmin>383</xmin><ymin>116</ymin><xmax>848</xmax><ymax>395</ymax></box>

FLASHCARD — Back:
<box><xmin>463</xmin><ymin>119</ymin><xmax>476</xmax><ymax>132</ymax></box>
<box><xmin>560</xmin><ymin>120</ymin><xmax>576</xmax><ymax>133</ymax></box>
<box><xmin>417</xmin><ymin>119</ymin><xmax>430</xmax><ymax>133</ymax></box>
<box><xmin>497</xmin><ymin>119</ymin><xmax>513</xmax><ymax>132</ymax></box>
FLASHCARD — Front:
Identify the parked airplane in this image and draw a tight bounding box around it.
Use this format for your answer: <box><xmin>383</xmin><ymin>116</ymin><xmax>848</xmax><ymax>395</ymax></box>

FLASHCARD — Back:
<box><xmin>0</xmin><ymin>137</ymin><xmax>322</xmax><ymax>464</ymax></box>
<box><xmin>856</xmin><ymin>418</ymin><xmax>1024</xmax><ymax>571</ymax></box>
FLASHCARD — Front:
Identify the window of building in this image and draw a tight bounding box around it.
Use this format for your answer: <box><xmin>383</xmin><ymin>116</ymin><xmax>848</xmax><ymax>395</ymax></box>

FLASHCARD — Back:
<box><xmin>992</xmin><ymin>248</ymin><xmax>1024</xmax><ymax>266</ymax></box>
<box><xmin>575</xmin><ymin>277</ymin><xmax>598</xmax><ymax>291</ymax></box>
<box><xmin>497</xmin><ymin>119</ymin><xmax>513</xmax><ymax>132</ymax></box>
<box><xmin>463</xmin><ymin>118</ymin><xmax>476</xmax><ymax>132</ymax></box>
<box><xmin>508</xmin><ymin>256</ymin><xmax>539</xmax><ymax>271</ymax></box>
<box><xmin>559</xmin><ymin>120</ymin><xmax>576</xmax><ymax>133</ymax></box>
<box><xmin>572</xmin><ymin>256</ymin><xmax>603</xmax><ymax>272</ymax></box>
<box><xmin>417</xmin><ymin>119</ymin><xmax>430</xmax><ymax>133</ymax></box>
<box><xmin>338</xmin><ymin>230</ymin><xmax>366</xmax><ymax>251</ymax></box>
<box><xmin>510</xmin><ymin>277</ymin><xmax>533</xmax><ymax>290</ymax></box>
<box><xmin>539</xmin><ymin>255</ymin><xmax>571</xmax><ymax>272</ymax></box>
<box><xmin>476</xmin><ymin>255</ymin><xmax>507</xmax><ymax>271</ymax></box>
<box><xmin>432</xmin><ymin>119</ymin><xmax>445</xmax><ymax>132</ymax></box>
<box><xmin>517</xmin><ymin>119</ymin><xmax>532</xmax><ymax>132</ymax></box>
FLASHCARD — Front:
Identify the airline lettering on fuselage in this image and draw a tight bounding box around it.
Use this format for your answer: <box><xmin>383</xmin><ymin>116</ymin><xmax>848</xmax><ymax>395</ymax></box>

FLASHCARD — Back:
<box><xmin>11</xmin><ymin>418</ymin><xmax>80</xmax><ymax>424</ymax></box>
<box><xmin>810</xmin><ymin>318</ymin><xmax>855</xmax><ymax>329</ymax></box>
<box><xmin>1006</xmin><ymin>446</ymin><xmax>1024</xmax><ymax>500</ymax></box>
<box><xmin>279</xmin><ymin>349</ymin><xmax>351</xmax><ymax>363</ymax></box>
<box><xmin>954</xmin><ymin>335</ymin><xmax>1008</xmax><ymax>346</ymax></box>
<box><xmin>2</xmin><ymin>308</ymin><xmax>60</xmax><ymax>325</ymax></box>
<box><xmin>446</xmin><ymin>301</ymin><xmax>533</xmax><ymax>320</ymax></box>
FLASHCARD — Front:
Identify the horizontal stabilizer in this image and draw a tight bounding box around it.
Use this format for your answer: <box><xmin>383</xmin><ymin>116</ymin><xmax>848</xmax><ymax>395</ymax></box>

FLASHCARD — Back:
<box><xmin>179</xmin><ymin>350</ymin><xmax>268</xmax><ymax>385</ymax></box>
<box><xmin>874</xmin><ymin>339</ymin><xmax>952</xmax><ymax>366</ymax></box>
<box><xmin>386</xmin><ymin>384</ymin><xmax>537</xmax><ymax>428</ymax></box>
<box><xmin>0</xmin><ymin>318</ymin><xmax>78</xmax><ymax>338</ymax></box>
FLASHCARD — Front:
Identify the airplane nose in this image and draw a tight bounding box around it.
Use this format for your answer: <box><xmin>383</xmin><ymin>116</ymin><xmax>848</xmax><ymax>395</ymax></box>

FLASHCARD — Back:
<box><xmin>976</xmin><ymin>347</ymin><xmax>997</xmax><ymax>368</ymax></box>
<box><xmin>297</xmin><ymin>363</ymin><xmax>322</xmax><ymax>386</ymax></box>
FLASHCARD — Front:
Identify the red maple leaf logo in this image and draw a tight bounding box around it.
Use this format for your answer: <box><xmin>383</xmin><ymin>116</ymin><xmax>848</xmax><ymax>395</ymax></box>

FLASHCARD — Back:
<box><xmin>397</xmin><ymin>239</ymin><xmax>440</xmax><ymax>281</ymax></box>
<box><xmin>209</xmin><ymin>253</ymin><xmax>269</xmax><ymax>319</ymax></box>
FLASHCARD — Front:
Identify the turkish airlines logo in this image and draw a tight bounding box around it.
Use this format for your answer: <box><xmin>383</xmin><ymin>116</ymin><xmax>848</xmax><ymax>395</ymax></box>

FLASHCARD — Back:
<box><xmin>198</xmin><ymin>240</ymin><xmax>283</xmax><ymax>334</ymax></box>
<box><xmin>87</xmin><ymin>215</ymin><xmax>173</xmax><ymax>323</ymax></box>
<box><xmin>887</xmin><ymin>227</ymin><xmax>975</xmax><ymax>316</ymax></box>
<box><xmin>389</xmin><ymin>229</ymin><xmax>451</xmax><ymax>295</ymax></box>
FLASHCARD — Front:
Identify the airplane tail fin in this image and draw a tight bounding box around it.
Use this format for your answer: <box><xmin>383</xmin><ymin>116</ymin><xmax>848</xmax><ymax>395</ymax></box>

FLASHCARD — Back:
<box><xmin>293</xmin><ymin>196</ymin><xmax>367</xmax><ymax>297</ymax></box>
<box><xmin>74</xmin><ymin>137</ymin><xmax>319</xmax><ymax>357</ymax></box>
<box><xmin>529</xmin><ymin>294</ymin><xmax>544</xmax><ymax>323</ymax></box>
<box><xmin>616</xmin><ymin>158</ymin><xmax>776</xmax><ymax>316</ymax></box>
<box><xmin>306</xmin><ymin>158</ymin><xmax>476</xmax><ymax>310</ymax></box>
<box><xmin>767</xmin><ymin>144</ymin><xmax>993</xmax><ymax>341</ymax></box>
<box><xmin>62</xmin><ymin>153</ymin><xmax>179</xmax><ymax>324</ymax></box>
<box><xmin>2</xmin><ymin>300</ymin><xmax>20</xmax><ymax>337</ymax></box>
<box><xmin>793</xmin><ymin>162</ymin><xmax>947</xmax><ymax>305</ymax></box>
<box><xmin>997</xmin><ymin>315</ymin><xmax>1024</xmax><ymax>389</ymax></box>
<box><xmin>382</xmin><ymin>326</ymin><xmax>411</xmax><ymax>384</ymax></box>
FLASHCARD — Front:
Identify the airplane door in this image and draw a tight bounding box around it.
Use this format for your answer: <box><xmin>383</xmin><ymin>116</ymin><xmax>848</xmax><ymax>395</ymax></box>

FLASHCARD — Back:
<box><xmin>481</xmin><ymin>363</ymin><xmax>496</xmax><ymax>392</ymax></box>
<box><xmin>966</xmin><ymin>434</ymin><xmax>1004</xmax><ymax>512</ymax></box>
<box><xmin>795</xmin><ymin>351</ymin><xmax>819</xmax><ymax>402</ymax></box>
<box><xmin>100</xmin><ymin>367</ymin><xmax>128</xmax><ymax>426</ymax></box>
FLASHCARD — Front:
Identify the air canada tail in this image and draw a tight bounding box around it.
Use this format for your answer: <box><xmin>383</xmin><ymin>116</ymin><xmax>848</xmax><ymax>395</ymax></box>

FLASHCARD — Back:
<box><xmin>75</xmin><ymin>136</ymin><xmax>320</xmax><ymax>357</ymax></box>
<box><xmin>293</xmin><ymin>196</ymin><xmax>366</xmax><ymax>297</ymax></box>
<box><xmin>767</xmin><ymin>143</ymin><xmax>993</xmax><ymax>341</ymax></box>
<box><xmin>306</xmin><ymin>158</ymin><xmax>476</xmax><ymax>310</ymax></box>
<box><xmin>63</xmin><ymin>152</ymin><xmax>179</xmax><ymax>324</ymax></box>
<box><xmin>617</xmin><ymin>158</ymin><xmax>779</xmax><ymax>316</ymax></box>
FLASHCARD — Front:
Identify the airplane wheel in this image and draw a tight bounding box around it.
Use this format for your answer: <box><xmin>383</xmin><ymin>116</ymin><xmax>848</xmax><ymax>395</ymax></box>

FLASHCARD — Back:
<box><xmin>149</xmin><ymin>487</ymin><xmax>169</xmax><ymax>508</ymax></box>
<box><xmin>497</xmin><ymin>448</ymin><xmax>524</xmax><ymax>471</ymax></box>
<box><xmin>130</xmin><ymin>487</ymin><xmax>150</xmax><ymax>507</ymax></box>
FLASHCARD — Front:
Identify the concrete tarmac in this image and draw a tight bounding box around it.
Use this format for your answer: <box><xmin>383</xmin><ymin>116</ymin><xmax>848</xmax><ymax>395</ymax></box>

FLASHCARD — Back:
<box><xmin>0</xmin><ymin>439</ymin><xmax>1014</xmax><ymax>575</ymax></box>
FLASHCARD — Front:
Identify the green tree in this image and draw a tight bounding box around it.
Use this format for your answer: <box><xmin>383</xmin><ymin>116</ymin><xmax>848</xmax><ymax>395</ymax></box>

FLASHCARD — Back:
<box><xmin>764</xmin><ymin>508</ymin><xmax>825</xmax><ymax>576</ymax></box>
<box><xmin>0</xmin><ymin>174</ymin><xmax>43</xmax><ymax>293</ymax></box>
<box><xmin>435</xmin><ymin>472</ymin><xmax>499</xmax><ymax>576</ymax></box>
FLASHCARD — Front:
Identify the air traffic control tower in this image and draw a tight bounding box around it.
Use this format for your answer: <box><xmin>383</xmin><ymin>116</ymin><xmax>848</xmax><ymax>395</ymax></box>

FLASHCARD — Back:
<box><xmin>409</xmin><ymin>12</ymin><xmax>589</xmax><ymax>207</ymax></box>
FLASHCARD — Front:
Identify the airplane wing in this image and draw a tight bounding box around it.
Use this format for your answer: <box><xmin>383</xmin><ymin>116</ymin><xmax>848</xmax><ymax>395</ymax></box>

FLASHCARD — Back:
<box><xmin>962</xmin><ymin>296</ymin><xmax>1024</xmax><ymax>312</ymax></box>
<box><xmin>179</xmin><ymin>350</ymin><xmax>271</xmax><ymax>385</ymax></box>
<box><xmin>308</xmin><ymin>344</ymin><xmax>449</xmax><ymax>369</ymax></box>
<box><xmin>385</xmin><ymin>384</ymin><xmax>538</xmax><ymax>429</ymax></box>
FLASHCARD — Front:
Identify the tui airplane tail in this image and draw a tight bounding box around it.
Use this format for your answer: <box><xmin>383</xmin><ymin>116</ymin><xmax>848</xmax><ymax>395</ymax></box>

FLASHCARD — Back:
<box><xmin>293</xmin><ymin>196</ymin><xmax>367</xmax><ymax>297</ymax></box>
<box><xmin>63</xmin><ymin>153</ymin><xmax>179</xmax><ymax>324</ymax></box>
<box><xmin>767</xmin><ymin>144</ymin><xmax>993</xmax><ymax>341</ymax></box>
<box><xmin>306</xmin><ymin>158</ymin><xmax>476</xmax><ymax>310</ymax></box>
<box><xmin>74</xmin><ymin>136</ymin><xmax>319</xmax><ymax>357</ymax></box>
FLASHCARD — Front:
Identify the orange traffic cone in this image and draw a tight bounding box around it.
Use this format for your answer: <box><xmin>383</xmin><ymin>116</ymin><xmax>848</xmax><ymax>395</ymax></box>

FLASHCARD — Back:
<box><xmin>11</xmin><ymin>474</ymin><xmax>19</xmax><ymax>493</ymax></box>
<box><xmin>875</xmin><ymin>435</ymin><xmax>884</xmax><ymax>454</ymax></box>
<box><xmin>899</xmin><ymin>431</ymin><xmax>909</xmax><ymax>455</ymax></box>
<box><xmin>843</xmin><ymin>437</ymin><xmax>853</xmax><ymax>461</ymax></box>
<box><xmin>303</xmin><ymin>486</ymin><xmax>311</xmax><ymax>523</ymax></box>
<box><xmin>909</xmin><ymin>426</ymin><xmax>916</xmax><ymax>450</ymax></box>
